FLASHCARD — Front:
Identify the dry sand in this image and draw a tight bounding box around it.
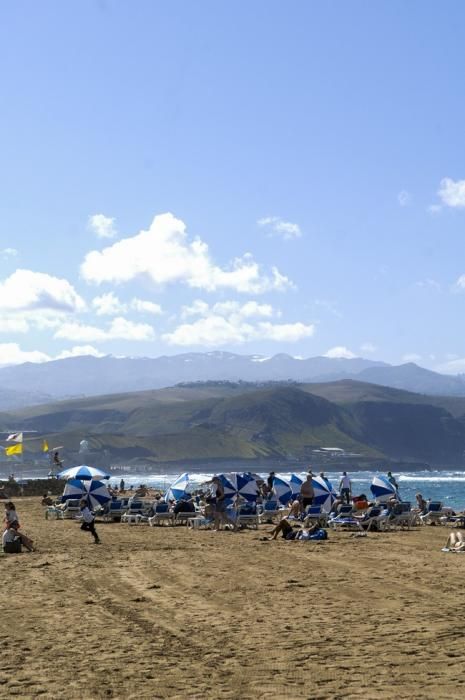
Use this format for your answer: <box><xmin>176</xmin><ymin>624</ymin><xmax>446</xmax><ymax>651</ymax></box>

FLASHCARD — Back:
<box><xmin>2</xmin><ymin>497</ymin><xmax>465</xmax><ymax>700</ymax></box>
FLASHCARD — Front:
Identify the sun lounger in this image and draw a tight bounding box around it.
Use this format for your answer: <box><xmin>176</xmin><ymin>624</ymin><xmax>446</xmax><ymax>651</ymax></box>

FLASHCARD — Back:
<box><xmin>237</xmin><ymin>504</ymin><xmax>259</xmax><ymax>529</ymax></box>
<box><xmin>187</xmin><ymin>516</ymin><xmax>213</xmax><ymax>530</ymax></box>
<box><xmin>390</xmin><ymin>502</ymin><xmax>416</xmax><ymax>529</ymax></box>
<box><xmin>62</xmin><ymin>499</ymin><xmax>81</xmax><ymax>519</ymax></box>
<box><xmin>102</xmin><ymin>500</ymin><xmax>127</xmax><ymax>522</ymax></box>
<box><xmin>336</xmin><ymin>503</ymin><xmax>354</xmax><ymax>516</ymax></box>
<box><xmin>328</xmin><ymin>514</ymin><xmax>363</xmax><ymax>531</ymax></box>
<box><xmin>121</xmin><ymin>513</ymin><xmax>147</xmax><ymax>524</ymax></box>
<box><xmin>303</xmin><ymin>505</ymin><xmax>328</xmax><ymax>526</ymax></box>
<box><xmin>149</xmin><ymin>503</ymin><xmax>175</xmax><ymax>526</ymax></box>
<box><xmin>258</xmin><ymin>501</ymin><xmax>282</xmax><ymax>523</ymax></box>
<box><xmin>360</xmin><ymin>507</ymin><xmax>390</xmax><ymax>531</ymax></box>
<box><xmin>420</xmin><ymin>502</ymin><xmax>445</xmax><ymax>525</ymax></box>
<box><xmin>175</xmin><ymin>511</ymin><xmax>199</xmax><ymax>525</ymax></box>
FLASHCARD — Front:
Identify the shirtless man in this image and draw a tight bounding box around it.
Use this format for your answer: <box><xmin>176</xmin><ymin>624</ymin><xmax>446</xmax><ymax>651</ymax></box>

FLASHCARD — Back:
<box><xmin>300</xmin><ymin>474</ymin><xmax>314</xmax><ymax>510</ymax></box>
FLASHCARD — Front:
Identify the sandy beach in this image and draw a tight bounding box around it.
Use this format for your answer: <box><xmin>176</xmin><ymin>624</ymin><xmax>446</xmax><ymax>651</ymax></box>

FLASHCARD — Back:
<box><xmin>2</xmin><ymin>498</ymin><xmax>465</xmax><ymax>699</ymax></box>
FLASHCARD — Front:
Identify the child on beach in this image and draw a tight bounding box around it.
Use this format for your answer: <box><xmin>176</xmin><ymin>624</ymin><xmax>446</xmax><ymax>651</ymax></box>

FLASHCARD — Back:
<box><xmin>77</xmin><ymin>499</ymin><xmax>101</xmax><ymax>544</ymax></box>
<box><xmin>3</xmin><ymin>501</ymin><xmax>35</xmax><ymax>551</ymax></box>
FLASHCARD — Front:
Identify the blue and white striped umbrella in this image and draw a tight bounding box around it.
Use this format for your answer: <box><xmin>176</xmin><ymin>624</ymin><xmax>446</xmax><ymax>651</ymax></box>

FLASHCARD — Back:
<box><xmin>237</xmin><ymin>473</ymin><xmax>260</xmax><ymax>502</ymax></box>
<box><xmin>215</xmin><ymin>474</ymin><xmax>237</xmax><ymax>501</ymax></box>
<box><xmin>62</xmin><ymin>478</ymin><xmax>86</xmax><ymax>501</ymax></box>
<box><xmin>58</xmin><ymin>465</ymin><xmax>110</xmax><ymax>481</ymax></box>
<box><xmin>289</xmin><ymin>474</ymin><xmax>303</xmax><ymax>499</ymax></box>
<box><xmin>312</xmin><ymin>475</ymin><xmax>337</xmax><ymax>513</ymax></box>
<box><xmin>370</xmin><ymin>475</ymin><xmax>397</xmax><ymax>503</ymax></box>
<box><xmin>272</xmin><ymin>475</ymin><xmax>292</xmax><ymax>505</ymax></box>
<box><xmin>84</xmin><ymin>479</ymin><xmax>111</xmax><ymax>509</ymax></box>
<box><xmin>165</xmin><ymin>472</ymin><xmax>190</xmax><ymax>502</ymax></box>
<box><xmin>212</xmin><ymin>473</ymin><xmax>259</xmax><ymax>502</ymax></box>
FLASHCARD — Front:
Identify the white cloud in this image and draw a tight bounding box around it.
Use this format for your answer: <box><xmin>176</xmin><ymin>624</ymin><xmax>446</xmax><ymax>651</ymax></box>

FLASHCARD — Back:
<box><xmin>91</xmin><ymin>293</ymin><xmax>163</xmax><ymax>316</ymax></box>
<box><xmin>54</xmin><ymin>317</ymin><xmax>155</xmax><ymax>343</ymax></box>
<box><xmin>435</xmin><ymin>357</ymin><xmax>465</xmax><ymax>374</ymax></box>
<box><xmin>0</xmin><ymin>316</ymin><xmax>29</xmax><ymax>333</ymax></box>
<box><xmin>55</xmin><ymin>345</ymin><xmax>106</xmax><ymax>360</ymax></box>
<box><xmin>360</xmin><ymin>342</ymin><xmax>376</xmax><ymax>354</ymax></box>
<box><xmin>324</xmin><ymin>346</ymin><xmax>357</xmax><ymax>359</ymax></box>
<box><xmin>438</xmin><ymin>178</ymin><xmax>465</xmax><ymax>208</ymax></box>
<box><xmin>1</xmin><ymin>248</ymin><xmax>18</xmax><ymax>258</ymax></box>
<box><xmin>402</xmin><ymin>353</ymin><xmax>422</xmax><ymax>363</ymax></box>
<box><xmin>163</xmin><ymin>300</ymin><xmax>313</xmax><ymax>346</ymax></box>
<box><xmin>180</xmin><ymin>299</ymin><xmax>276</xmax><ymax>322</ymax></box>
<box><xmin>163</xmin><ymin>318</ymin><xmax>313</xmax><ymax>347</ymax></box>
<box><xmin>428</xmin><ymin>204</ymin><xmax>442</xmax><ymax>214</ymax></box>
<box><xmin>416</xmin><ymin>279</ymin><xmax>441</xmax><ymax>292</ymax></box>
<box><xmin>130</xmin><ymin>298</ymin><xmax>162</xmax><ymax>315</ymax></box>
<box><xmin>0</xmin><ymin>343</ymin><xmax>50</xmax><ymax>366</ymax></box>
<box><xmin>397</xmin><ymin>190</ymin><xmax>411</xmax><ymax>206</ymax></box>
<box><xmin>257</xmin><ymin>216</ymin><xmax>302</xmax><ymax>240</ymax></box>
<box><xmin>257</xmin><ymin>322</ymin><xmax>313</xmax><ymax>342</ymax></box>
<box><xmin>455</xmin><ymin>274</ymin><xmax>465</xmax><ymax>291</ymax></box>
<box><xmin>92</xmin><ymin>292</ymin><xmax>126</xmax><ymax>316</ymax></box>
<box><xmin>0</xmin><ymin>269</ymin><xmax>85</xmax><ymax>313</ymax></box>
<box><xmin>81</xmin><ymin>212</ymin><xmax>293</xmax><ymax>293</ymax></box>
<box><xmin>88</xmin><ymin>214</ymin><xmax>118</xmax><ymax>239</ymax></box>
<box><xmin>180</xmin><ymin>300</ymin><xmax>210</xmax><ymax>320</ymax></box>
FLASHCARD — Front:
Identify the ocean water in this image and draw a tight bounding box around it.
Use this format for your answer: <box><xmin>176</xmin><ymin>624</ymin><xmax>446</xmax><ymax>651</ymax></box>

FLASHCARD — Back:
<box><xmin>6</xmin><ymin>466</ymin><xmax>465</xmax><ymax>511</ymax></box>
<box><xmin>105</xmin><ymin>469</ymin><xmax>465</xmax><ymax>511</ymax></box>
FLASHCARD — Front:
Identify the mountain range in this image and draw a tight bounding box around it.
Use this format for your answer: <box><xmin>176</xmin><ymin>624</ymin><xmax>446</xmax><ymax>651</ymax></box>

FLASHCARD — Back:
<box><xmin>1</xmin><ymin>352</ymin><xmax>465</xmax><ymax>411</ymax></box>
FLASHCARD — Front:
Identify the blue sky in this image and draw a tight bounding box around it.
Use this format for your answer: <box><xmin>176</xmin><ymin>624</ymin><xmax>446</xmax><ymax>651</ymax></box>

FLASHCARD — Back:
<box><xmin>1</xmin><ymin>0</ymin><xmax>465</xmax><ymax>371</ymax></box>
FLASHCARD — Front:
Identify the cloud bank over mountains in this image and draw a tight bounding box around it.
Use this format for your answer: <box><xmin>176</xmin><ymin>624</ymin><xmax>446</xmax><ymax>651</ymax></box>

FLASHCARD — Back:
<box><xmin>0</xmin><ymin>212</ymin><xmax>317</xmax><ymax>365</ymax></box>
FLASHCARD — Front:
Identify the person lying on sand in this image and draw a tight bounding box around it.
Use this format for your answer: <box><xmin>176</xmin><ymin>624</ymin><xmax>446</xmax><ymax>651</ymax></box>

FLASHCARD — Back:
<box><xmin>442</xmin><ymin>531</ymin><xmax>465</xmax><ymax>552</ymax></box>
<box><xmin>268</xmin><ymin>518</ymin><xmax>326</xmax><ymax>541</ymax></box>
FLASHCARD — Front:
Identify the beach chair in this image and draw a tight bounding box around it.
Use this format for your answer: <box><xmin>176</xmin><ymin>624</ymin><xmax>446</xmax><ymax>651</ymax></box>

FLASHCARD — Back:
<box><xmin>359</xmin><ymin>507</ymin><xmax>391</xmax><ymax>532</ymax></box>
<box><xmin>127</xmin><ymin>500</ymin><xmax>144</xmax><ymax>515</ymax></box>
<box><xmin>62</xmin><ymin>499</ymin><xmax>81</xmax><ymax>519</ymax></box>
<box><xmin>175</xmin><ymin>510</ymin><xmax>198</xmax><ymax>525</ymax></box>
<box><xmin>303</xmin><ymin>505</ymin><xmax>328</xmax><ymax>527</ymax></box>
<box><xmin>328</xmin><ymin>504</ymin><xmax>363</xmax><ymax>531</ymax></box>
<box><xmin>149</xmin><ymin>503</ymin><xmax>175</xmax><ymax>526</ymax></box>
<box><xmin>390</xmin><ymin>502</ymin><xmax>415</xmax><ymax>529</ymax></box>
<box><xmin>258</xmin><ymin>501</ymin><xmax>282</xmax><ymax>524</ymax></box>
<box><xmin>336</xmin><ymin>503</ymin><xmax>354</xmax><ymax>517</ymax></box>
<box><xmin>420</xmin><ymin>502</ymin><xmax>444</xmax><ymax>525</ymax></box>
<box><xmin>237</xmin><ymin>503</ymin><xmax>259</xmax><ymax>529</ymax></box>
<box><xmin>102</xmin><ymin>500</ymin><xmax>126</xmax><ymax>522</ymax></box>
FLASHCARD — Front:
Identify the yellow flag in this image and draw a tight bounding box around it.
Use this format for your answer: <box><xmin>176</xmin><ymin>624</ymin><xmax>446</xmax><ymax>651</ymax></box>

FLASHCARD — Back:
<box><xmin>6</xmin><ymin>443</ymin><xmax>22</xmax><ymax>456</ymax></box>
<box><xmin>42</xmin><ymin>439</ymin><xmax>49</xmax><ymax>453</ymax></box>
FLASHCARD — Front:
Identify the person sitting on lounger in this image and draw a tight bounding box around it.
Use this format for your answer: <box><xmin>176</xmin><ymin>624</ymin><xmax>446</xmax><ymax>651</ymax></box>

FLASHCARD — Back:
<box><xmin>288</xmin><ymin>499</ymin><xmax>301</xmax><ymax>518</ymax></box>
<box><xmin>415</xmin><ymin>493</ymin><xmax>428</xmax><ymax>515</ymax></box>
<box><xmin>174</xmin><ymin>498</ymin><xmax>195</xmax><ymax>515</ymax></box>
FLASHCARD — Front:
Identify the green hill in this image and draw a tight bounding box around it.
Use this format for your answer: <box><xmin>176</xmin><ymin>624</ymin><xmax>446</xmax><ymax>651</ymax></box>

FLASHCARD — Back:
<box><xmin>1</xmin><ymin>380</ymin><xmax>465</xmax><ymax>465</ymax></box>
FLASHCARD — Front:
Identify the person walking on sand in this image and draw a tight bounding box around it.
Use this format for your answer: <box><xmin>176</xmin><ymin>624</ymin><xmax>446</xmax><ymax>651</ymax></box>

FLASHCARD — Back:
<box><xmin>211</xmin><ymin>477</ymin><xmax>237</xmax><ymax>531</ymax></box>
<box><xmin>77</xmin><ymin>498</ymin><xmax>101</xmax><ymax>544</ymax></box>
<box><xmin>339</xmin><ymin>471</ymin><xmax>352</xmax><ymax>504</ymax></box>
